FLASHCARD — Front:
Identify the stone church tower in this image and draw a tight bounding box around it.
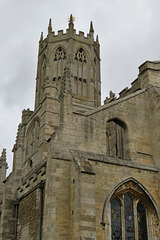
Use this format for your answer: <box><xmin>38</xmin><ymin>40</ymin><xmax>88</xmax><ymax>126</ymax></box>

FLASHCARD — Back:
<box><xmin>0</xmin><ymin>15</ymin><xmax>160</xmax><ymax>240</ymax></box>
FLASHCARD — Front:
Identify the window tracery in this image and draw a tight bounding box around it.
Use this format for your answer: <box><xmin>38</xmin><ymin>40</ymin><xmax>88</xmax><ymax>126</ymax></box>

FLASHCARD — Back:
<box><xmin>103</xmin><ymin>180</ymin><xmax>159</xmax><ymax>240</ymax></box>
<box><xmin>54</xmin><ymin>47</ymin><xmax>67</xmax><ymax>61</ymax></box>
<box><xmin>73</xmin><ymin>48</ymin><xmax>88</xmax><ymax>96</ymax></box>
<box><xmin>26</xmin><ymin>119</ymin><xmax>40</xmax><ymax>157</ymax></box>
<box><xmin>111</xmin><ymin>192</ymin><xmax>148</xmax><ymax>240</ymax></box>
<box><xmin>74</xmin><ymin>48</ymin><xmax>87</xmax><ymax>63</ymax></box>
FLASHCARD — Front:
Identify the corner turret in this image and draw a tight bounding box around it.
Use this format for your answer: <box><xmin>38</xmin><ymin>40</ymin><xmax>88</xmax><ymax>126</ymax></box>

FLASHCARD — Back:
<box><xmin>0</xmin><ymin>149</ymin><xmax>8</xmax><ymax>182</ymax></box>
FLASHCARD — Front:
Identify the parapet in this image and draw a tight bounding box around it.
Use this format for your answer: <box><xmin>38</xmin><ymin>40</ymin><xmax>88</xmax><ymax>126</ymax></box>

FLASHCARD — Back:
<box><xmin>39</xmin><ymin>15</ymin><xmax>98</xmax><ymax>54</ymax></box>
<box><xmin>139</xmin><ymin>61</ymin><xmax>160</xmax><ymax>74</ymax></box>
<box><xmin>118</xmin><ymin>61</ymin><xmax>160</xmax><ymax>99</ymax></box>
<box><xmin>22</xmin><ymin>108</ymin><xmax>33</xmax><ymax>124</ymax></box>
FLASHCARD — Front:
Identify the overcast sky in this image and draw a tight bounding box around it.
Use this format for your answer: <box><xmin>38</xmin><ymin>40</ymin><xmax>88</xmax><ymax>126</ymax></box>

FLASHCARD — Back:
<box><xmin>0</xmin><ymin>0</ymin><xmax>160</xmax><ymax>175</ymax></box>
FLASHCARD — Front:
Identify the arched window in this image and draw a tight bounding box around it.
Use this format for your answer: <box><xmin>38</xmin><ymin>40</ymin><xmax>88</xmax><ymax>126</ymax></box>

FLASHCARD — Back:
<box><xmin>54</xmin><ymin>47</ymin><xmax>67</xmax><ymax>61</ymax></box>
<box><xmin>102</xmin><ymin>179</ymin><xmax>159</xmax><ymax>240</ymax></box>
<box><xmin>73</xmin><ymin>48</ymin><xmax>88</xmax><ymax>96</ymax></box>
<box><xmin>111</xmin><ymin>193</ymin><xmax>147</xmax><ymax>240</ymax></box>
<box><xmin>26</xmin><ymin>118</ymin><xmax>40</xmax><ymax>158</ymax></box>
<box><xmin>51</xmin><ymin>47</ymin><xmax>67</xmax><ymax>92</ymax></box>
<box><xmin>106</xmin><ymin>119</ymin><xmax>128</xmax><ymax>159</ymax></box>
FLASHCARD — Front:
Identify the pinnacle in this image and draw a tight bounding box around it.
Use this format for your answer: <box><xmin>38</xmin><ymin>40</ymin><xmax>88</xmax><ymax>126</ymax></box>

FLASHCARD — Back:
<box><xmin>48</xmin><ymin>18</ymin><xmax>52</xmax><ymax>34</ymax></box>
<box><xmin>68</xmin><ymin>14</ymin><xmax>74</xmax><ymax>29</ymax></box>
<box><xmin>40</xmin><ymin>32</ymin><xmax>43</xmax><ymax>42</ymax></box>
<box><xmin>90</xmin><ymin>21</ymin><xmax>94</xmax><ymax>33</ymax></box>
<box><xmin>0</xmin><ymin>149</ymin><xmax>6</xmax><ymax>162</ymax></box>
<box><xmin>96</xmin><ymin>35</ymin><xmax>99</xmax><ymax>44</ymax></box>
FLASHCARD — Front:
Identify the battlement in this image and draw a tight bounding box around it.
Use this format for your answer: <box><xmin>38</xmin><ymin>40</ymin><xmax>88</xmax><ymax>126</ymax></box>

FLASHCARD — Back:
<box><xmin>22</xmin><ymin>108</ymin><xmax>33</xmax><ymax>124</ymax></box>
<box><xmin>39</xmin><ymin>15</ymin><xmax>98</xmax><ymax>52</ymax></box>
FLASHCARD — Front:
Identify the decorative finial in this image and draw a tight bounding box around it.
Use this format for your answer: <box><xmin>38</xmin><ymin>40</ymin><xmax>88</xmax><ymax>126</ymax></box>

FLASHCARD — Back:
<box><xmin>48</xmin><ymin>18</ymin><xmax>52</xmax><ymax>34</ymax></box>
<box><xmin>90</xmin><ymin>21</ymin><xmax>94</xmax><ymax>33</ymax></box>
<box><xmin>40</xmin><ymin>32</ymin><xmax>43</xmax><ymax>42</ymax></box>
<box><xmin>68</xmin><ymin>14</ymin><xmax>75</xmax><ymax>29</ymax></box>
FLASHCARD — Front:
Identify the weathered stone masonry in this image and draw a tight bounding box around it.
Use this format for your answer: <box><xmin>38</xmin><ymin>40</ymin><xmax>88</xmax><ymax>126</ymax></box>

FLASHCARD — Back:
<box><xmin>0</xmin><ymin>16</ymin><xmax>160</xmax><ymax>239</ymax></box>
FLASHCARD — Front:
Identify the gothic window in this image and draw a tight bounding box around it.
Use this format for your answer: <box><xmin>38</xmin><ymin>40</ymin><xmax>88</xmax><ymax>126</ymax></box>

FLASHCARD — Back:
<box><xmin>103</xmin><ymin>180</ymin><xmax>159</xmax><ymax>240</ymax></box>
<box><xmin>73</xmin><ymin>48</ymin><xmax>88</xmax><ymax>96</ymax></box>
<box><xmin>52</xmin><ymin>47</ymin><xmax>67</xmax><ymax>93</ymax></box>
<box><xmin>54</xmin><ymin>47</ymin><xmax>67</xmax><ymax>61</ymax></box>
<box><xmin>111</xmin><ymin>193</ymin><xmax>147</xmax><ymax>240</ymax></box>
<box><xmin>106</xmin><ymin>119</ymin><xmax>128</xmax><ymax>159</ymax></box>
<box><xmin>26</xmin><ymin>119</ymin><xmax>40</xmax><ymax>157</ymax></box>
<box><xmin>75</xmin><ymin>48</ymin><xmax>87</xmax><ymax>63</ymax></box>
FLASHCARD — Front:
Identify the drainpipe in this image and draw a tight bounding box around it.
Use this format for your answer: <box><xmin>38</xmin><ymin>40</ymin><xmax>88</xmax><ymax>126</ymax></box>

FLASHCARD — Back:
<box><xmin>38</xmin><ymin>182</ymin><xmax>44</xmax><ymax>240</ymax></box>
<box><xmin>14</xmin><ymin>200</ymin><xmax>19</xmax><ymax>240</ymax></box>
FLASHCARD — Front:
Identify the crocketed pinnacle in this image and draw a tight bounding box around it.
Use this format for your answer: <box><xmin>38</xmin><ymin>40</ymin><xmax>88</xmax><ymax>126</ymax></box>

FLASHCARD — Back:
<box><xmin>0</xmin><ymin>149</ymin><xmax>6</xmax><ymax>162</ymax></box>
<box><xmin>48</xmin><ymin>18</ymin><xmax>52</xmax><ymax>34</ymax></box>
<box><xmin>40</xmin><ymin>32</ymin><xmax>43</xmax><ymax>42</ymax></box>
<box><xmin>96</xmin><ymin>35</ymin><xmax>99</xmax><ymax>44</ymax></box>
<box><xmin>90</xmin><ymin>21</ymin><xmax>94</xmax><ymax>33</ymax></box>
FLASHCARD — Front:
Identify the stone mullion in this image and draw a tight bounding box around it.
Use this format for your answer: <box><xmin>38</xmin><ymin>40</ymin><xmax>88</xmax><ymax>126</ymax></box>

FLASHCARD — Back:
<box><xmin>121</xmin><ymin>195</ymin><xmax>125</xmax><ymax>240</ymax></box>
<box><xmin>133</xmin><ymin>198</ymin><xmax>139</xmax><ymax>240</ymax></box>
<box><xmin>82</xmin><ymin>62</ymin><xmax>84</xmax><ymax>95</ymax></box>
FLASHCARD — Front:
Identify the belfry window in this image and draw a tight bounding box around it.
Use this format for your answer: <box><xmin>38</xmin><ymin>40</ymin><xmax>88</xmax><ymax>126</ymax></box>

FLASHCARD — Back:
<box><xmin>106</xmin><ymin>119</ymin><xmax>128</xmax><ymax>159</ymax></box>
<box><xmin>75</xmin><ymin>48</ymin><xmax>87</xmax><ymax>63</ymax></box>
<box><xmin>73</xmin><ymin>47</ymin><xmax>88</xmax><ymax>96</ymax></box>
<box><xmin>54</xmin><ymin>47</ymin><xmax>67</xmax><ymax>61</ymax></box>
<box><xmin>26</xmin><ymin>118</ymin><xmax>40</xmax><ymax>157</ymax></box>
<box><xmin>51</xmin><ymin>46</ymin><xmax>67</xmax><ymax>92</ymax></box>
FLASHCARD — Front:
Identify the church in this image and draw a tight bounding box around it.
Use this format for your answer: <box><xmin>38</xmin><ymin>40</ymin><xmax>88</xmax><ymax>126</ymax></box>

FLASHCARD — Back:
<box><xmin>0</xmin><ymin>15</ymin><xmax>160</xmax><ymax>240</ymax></box>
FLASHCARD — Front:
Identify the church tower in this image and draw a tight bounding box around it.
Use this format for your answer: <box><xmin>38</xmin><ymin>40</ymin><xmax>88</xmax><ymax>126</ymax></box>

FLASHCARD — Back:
<box><xmin>1</xmin><ymin>15</ymin><xmax>159</xmax><ymax>240</ymax></box>
<box><xmin>35</xmin><ymin>15</ymin><xmax>101</xmax><ymax>112</ymax></box>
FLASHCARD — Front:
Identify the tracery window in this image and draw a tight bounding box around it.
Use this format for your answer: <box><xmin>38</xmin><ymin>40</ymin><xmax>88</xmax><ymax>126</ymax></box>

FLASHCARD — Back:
<box><xmin>73</xmin><ymin>47</ymin><xmax>88</xmax><ymax>96</ymax></box>
<box><xmin>111</xmin><ymin>193</ymin><xmax>148</xmax><ymax>240</ymax></box>
<box><xmin>51</xmin><ymin>47</ymin><xmax>67</xmax><ymax>92</ymax></box>
<box><xmin>74</xmin><ymin>48</ymin><xmax>87</xmax><ymax>63</ymax></box>
<box><xmin>26</xmin><ymin>118</ymin><xmax>40</xmax><ymax>157</ymax></box>
<box><xmin>54</xmin><ymin>47</ymin><xmax>67</xmax><ymax>61</ymax></box>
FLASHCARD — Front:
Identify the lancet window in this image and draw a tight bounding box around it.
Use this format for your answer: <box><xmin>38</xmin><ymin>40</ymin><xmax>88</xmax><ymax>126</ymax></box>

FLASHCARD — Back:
<box><xmin>73</xmin><ymin>47</ymin><xmax>88</xmax><ymax>96</ymax></box>
<box><xmin>26</xmin><ymin>118</ymin><xmax>40</xmax><ymax>157</ymax></box>
<box><xmin>51</xmin><ymin>47</ymin><xmax>67</xmax><ymax>92</ymax></box>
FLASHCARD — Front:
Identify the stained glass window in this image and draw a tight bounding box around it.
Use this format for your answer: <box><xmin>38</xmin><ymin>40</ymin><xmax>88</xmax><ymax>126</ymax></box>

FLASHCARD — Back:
<box><xmin>137</xmin><ymin>201</ymin><xmax>148</xmax><ymax>240</ymax></box>
<box><xmin>111</xmin><ymin>198</ymin><xmax>122</xmax><ymax>240</ymax></box>
<box><xmin>124</xmin><ymin>194</ymin><xmax>135</xmax><ymax>240</ymax></box>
